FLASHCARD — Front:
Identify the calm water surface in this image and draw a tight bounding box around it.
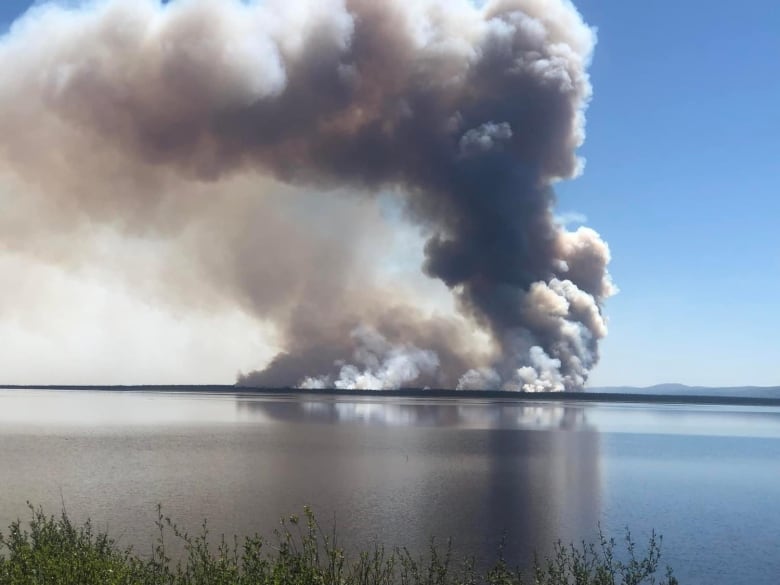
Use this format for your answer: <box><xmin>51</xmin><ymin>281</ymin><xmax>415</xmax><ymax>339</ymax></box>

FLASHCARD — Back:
<box><xmin>1</xmin><ymin>390</ymin><xmax>778</xmax><ymax>585</ymax></box>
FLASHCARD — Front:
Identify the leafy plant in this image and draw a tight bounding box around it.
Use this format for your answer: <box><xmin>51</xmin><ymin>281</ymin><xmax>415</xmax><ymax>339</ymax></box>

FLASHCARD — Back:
<box><xmin>0</xmin><ymin>503</ymin><xmax>677</xmax><ymax>585</ymax></box>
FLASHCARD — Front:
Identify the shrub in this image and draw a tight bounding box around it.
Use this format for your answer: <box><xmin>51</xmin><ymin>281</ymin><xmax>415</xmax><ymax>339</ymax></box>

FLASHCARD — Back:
<box><xmin>0</xmin><ymin>504</ymin><xmax>677</xmax><ymax>585</ymax></box>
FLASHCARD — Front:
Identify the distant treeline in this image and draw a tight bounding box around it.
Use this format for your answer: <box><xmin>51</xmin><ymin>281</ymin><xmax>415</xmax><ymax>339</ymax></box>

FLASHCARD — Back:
<box><xmin>2</xmin><ymin>384</ymin><xmax>780</xmax><ymax>407</ymax></box>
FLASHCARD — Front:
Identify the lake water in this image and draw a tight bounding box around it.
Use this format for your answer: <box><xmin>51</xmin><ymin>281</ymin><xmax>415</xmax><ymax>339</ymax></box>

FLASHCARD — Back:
<box><xmin>1</xmin><ymin>390</ymin><xmax>779</xmax><ymax>584</ymax></box>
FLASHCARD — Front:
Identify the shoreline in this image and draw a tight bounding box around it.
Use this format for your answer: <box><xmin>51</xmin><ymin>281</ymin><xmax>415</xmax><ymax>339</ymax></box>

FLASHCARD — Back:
<box><xmin>1</xmin><ymin>384</ymin><xmax>780</xmax><ymax>407</ymax></box>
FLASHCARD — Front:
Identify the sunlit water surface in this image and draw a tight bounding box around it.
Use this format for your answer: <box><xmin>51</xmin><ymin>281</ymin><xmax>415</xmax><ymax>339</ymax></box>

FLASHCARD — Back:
<box><xmin>1</xmin><ymin>390</ymin><xmax>779</xmax><ymax>585</ymax></box>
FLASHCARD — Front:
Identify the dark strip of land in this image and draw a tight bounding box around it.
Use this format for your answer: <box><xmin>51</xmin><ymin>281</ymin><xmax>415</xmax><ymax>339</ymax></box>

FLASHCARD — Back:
<box><xmin>1</xmin><ymin>384</ymin><xmax>780</xmax><ymax>407</ymax></box>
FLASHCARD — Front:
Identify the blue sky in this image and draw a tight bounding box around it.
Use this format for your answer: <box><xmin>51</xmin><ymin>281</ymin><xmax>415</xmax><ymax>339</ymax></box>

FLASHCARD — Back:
<box><xmin>557</xmin><ymin>0</ymin><xmax>780</xmax><ymax>386</ymax></box>
<box><xmin>1</xmin><ymin>1</ymin><xmax>778</xmax><ymax>387</ymax></box>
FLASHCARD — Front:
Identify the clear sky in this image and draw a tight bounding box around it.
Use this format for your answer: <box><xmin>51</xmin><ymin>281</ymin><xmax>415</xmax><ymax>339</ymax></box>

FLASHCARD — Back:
<box><xmin>557</xmin><ymin>0</ymin><xmax>780</xmax><ymax>386</ymax></box>
<box><xmin>1</xmin><ymin>1</ymin><xmax>778</xmax><ymax>388</ymax></box>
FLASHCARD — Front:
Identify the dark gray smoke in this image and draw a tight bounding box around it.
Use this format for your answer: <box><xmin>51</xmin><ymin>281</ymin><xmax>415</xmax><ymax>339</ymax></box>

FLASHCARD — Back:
<box><xmin>0</xmin><ymin>0</ymin><xmax>614</xmax><ymax>390</ymax></box>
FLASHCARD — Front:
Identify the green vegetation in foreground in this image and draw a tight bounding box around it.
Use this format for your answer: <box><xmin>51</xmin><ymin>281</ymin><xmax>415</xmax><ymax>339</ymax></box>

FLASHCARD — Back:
<box><xmin>0</xmin><ymin>504</ymin><xmax>678</xmax><ymax>585</ymax></box>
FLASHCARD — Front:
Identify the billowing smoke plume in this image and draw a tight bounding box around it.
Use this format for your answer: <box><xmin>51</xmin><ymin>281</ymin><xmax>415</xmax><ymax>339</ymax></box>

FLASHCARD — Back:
<box><xmin>0</xmin><ymin>0</ymin><xmax>614</xmax><ymax>390</ymax></box>
<box><xmin>300</xmin><ymin>326</ymin><xmax>440</xmax><ymax>391</ymax></box>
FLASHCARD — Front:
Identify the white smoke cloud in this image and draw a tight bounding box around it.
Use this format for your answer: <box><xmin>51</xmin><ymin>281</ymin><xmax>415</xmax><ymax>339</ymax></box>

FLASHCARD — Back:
<box><xmin>300</xmin><ymin>326</ymin><xmax>440</xmax><ymax>390</ymax></box>
<box><xmin>459</xmin><ymin>121</ymin><xmax>513</xmax><ymax>157</ymax></box>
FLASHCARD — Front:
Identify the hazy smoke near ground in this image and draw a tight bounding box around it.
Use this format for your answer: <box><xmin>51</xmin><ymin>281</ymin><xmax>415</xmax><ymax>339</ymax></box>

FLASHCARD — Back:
<box><xmin>300</xmin><ymin>326</ymin><xmax>440</xmax><ymax>391</ymax></box>
<box><xmin>0</xmin><ymin>0</ymin><xmax>614</xmax><ymax>390</ymax></box>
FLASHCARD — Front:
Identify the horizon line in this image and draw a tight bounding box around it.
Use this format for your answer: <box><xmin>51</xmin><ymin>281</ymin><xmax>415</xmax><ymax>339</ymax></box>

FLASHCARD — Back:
<box><xmin>1</xmin><ymin>384</ymin><xmax>779</xmax><ymax>407</ymax></box>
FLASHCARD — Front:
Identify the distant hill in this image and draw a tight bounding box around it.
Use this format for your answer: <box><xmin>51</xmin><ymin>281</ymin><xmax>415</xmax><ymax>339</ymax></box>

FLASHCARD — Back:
<box><xmin>588</xmin><ymin>383</ymin><xmax>780</xmax><ymax>399</ymax></box>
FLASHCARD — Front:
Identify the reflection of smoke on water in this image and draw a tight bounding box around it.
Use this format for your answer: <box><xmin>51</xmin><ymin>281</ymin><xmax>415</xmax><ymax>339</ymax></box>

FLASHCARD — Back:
<box><xmin>235</xmin><ymin>397</ymin><xmax>600</xmax><ymax>568</ymax></box>
<box><xmin>237</xmin><ymin>397</ymin><xmax>587</xmax><ymax>430</ymax></box>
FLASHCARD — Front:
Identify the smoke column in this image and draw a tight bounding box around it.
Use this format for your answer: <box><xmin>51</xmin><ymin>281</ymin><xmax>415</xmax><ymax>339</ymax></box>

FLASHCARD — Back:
<box><xmin>0</xmin><ymin>0</ymin><xmax>614</xmax><ymax>390</ymax></box>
